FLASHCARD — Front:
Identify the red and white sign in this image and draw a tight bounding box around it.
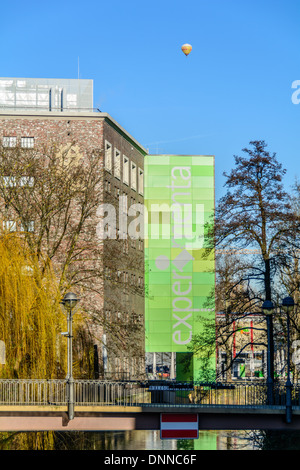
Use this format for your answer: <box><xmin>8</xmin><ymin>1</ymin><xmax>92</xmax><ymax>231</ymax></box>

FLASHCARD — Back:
<box><xmin>160</xmin><ymin>413</ymin><xmax>199</xmax><ymax>439</ymax></box>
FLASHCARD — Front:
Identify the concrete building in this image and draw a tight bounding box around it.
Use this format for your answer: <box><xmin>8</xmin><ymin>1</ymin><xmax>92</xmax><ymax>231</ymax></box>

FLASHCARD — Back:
<box><xmin>0</xmin><ymin>77</ymin><xmax>147</xmax><ymax>379</ymax></box>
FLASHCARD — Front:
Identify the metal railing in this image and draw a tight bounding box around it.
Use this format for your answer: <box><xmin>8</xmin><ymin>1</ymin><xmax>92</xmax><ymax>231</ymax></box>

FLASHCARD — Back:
<box><xmin>0</xmin><ymin>380</ymin><xmax>299</xmax><ymax>408</ymax></box>
<box><xmin>0</xmin><ymin>106</ymin><xmax>101</xmax><ymax>113</ymax></box>
<box><xmin>0</xmin><ymin>380</ymin><xmax>66</xmax><ymax>406</ymax></box>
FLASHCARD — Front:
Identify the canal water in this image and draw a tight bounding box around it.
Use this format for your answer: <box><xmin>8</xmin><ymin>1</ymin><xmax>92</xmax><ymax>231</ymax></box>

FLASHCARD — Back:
<box><xmin>0</xmin><ymin>430</ymin><xmax>260</xmax><ymax>450</ymax></box>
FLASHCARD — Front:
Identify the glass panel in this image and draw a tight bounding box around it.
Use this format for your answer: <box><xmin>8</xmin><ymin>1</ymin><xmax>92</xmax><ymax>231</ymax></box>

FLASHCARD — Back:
<box><xmin>2</xmin><ymin>136</ymin><xmax>16</xmax><ymax>147</ymax></box>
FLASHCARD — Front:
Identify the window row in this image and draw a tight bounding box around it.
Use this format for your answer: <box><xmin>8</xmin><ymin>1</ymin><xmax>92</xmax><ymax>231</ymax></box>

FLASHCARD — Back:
<box><xmin>2</xmin><ymin>136</ymin><xmax>35</xmax><ymax>148</ymax></box>
<box><xmin>104</xmin><ymin>267</ymin><xmax>144</xmax><ymax>287</ymax></box>
<box><xmin>104</xmin><ymin>310</ymin><xmax>143</xmax><ymax>324</ymax></box>
<box><xmin>104</xmin><ymin>182</ymin><xmax>141</xmax><ymax>207</ymax></box>
<box><xmin>1</xmin><ymin>176</ymin><xmax>34</xmax><ymax>187</ymax></box>
<box><xmin>2</xmin><ymin>220</ymin><xmax>35</xmax><ymax>232</ymax></box>
<box><xmin>104</xmin><ymin>140</ymin><xmax>143</xmax><ymax>195</ymax></box>
<box><xmin>102</xmin><ymin>223</ymin><xmax>143</xmax><ymax>249</ymax></box>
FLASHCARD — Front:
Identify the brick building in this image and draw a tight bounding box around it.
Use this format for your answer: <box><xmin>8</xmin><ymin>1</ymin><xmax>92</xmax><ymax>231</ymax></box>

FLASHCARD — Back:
<box><xmin>0</xmin><ymin>77</ymin><xmax>147</xmax><ymax>379</ymax></box>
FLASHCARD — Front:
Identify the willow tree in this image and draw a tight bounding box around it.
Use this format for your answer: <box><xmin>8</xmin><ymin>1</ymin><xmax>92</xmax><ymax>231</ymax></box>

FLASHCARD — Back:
<box><xmin>0</xmin><ymin>141</ymin><xmax>104</xmax><ymax>377</ymax></box>
<box><xmin>0</xmin><ymin>232</ymin><xmax>96</xmax><ymax>450</ymax></box>
<box><xmin>0</xmin><ymin>232</ymin><xmax>66</xmax><ymax>378</ymax></box>
<box><xmin>0</xmin><ymin>140</ymin><xmax>145</xmax><ymax>379</ymax></box>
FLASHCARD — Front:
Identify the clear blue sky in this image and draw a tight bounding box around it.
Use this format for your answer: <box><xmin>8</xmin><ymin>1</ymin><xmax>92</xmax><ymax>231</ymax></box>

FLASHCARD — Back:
<box><xmin>1</xmin><ymin>0</ymin><xmax>299</xmax><ymax>199</ymax></box>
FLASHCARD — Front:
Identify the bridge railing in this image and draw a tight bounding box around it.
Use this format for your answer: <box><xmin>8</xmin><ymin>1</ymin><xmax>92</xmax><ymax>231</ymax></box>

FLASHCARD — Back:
<box><xmin>0</xmin><ymin>380</ymin><xmax>66</xmax><ymax>406</ymax></box>
<box><xmin>73</xmin><ymin>380</ymin><xmax>151</xmax><ymax>406</ymax></box>
<box><xmin>187</xmin><ymin>381</ymin><xmax>288</xmax><ymax>407</ymax></box>
<box><xmin>0</xmin><ymin>380</ymin><xmax>299</xmax><ymax>407</ymax></box>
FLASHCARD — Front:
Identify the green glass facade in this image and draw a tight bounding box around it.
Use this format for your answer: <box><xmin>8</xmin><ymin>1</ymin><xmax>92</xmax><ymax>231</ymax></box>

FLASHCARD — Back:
<box><xmin>144</xmin><ymin>155</ymin><xmax>215</xmax><ymax>379</ymax></box>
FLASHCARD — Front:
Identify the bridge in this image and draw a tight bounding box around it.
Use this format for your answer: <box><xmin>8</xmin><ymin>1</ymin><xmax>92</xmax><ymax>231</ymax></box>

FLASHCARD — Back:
<box><xmin>1</xmin><ymin>379</ymin><xmax>300</xmax><ymax>432</ymax></box>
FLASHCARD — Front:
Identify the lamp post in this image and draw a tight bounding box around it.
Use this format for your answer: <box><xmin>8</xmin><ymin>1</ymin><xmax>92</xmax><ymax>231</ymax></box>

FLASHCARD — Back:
<box><xmin>282</xmin><ymin>296</ymin><xmax>295</xmax><ymax>424</ymax></box>
<box><xmin>61</xmin><ymin>292</ymin><xmax>80</xmax><ymax>421</ymax></box>
<box><xmin>262</xmin><ymin>300</ymin><xmax>275</xmax><ymax>405</ymax></box>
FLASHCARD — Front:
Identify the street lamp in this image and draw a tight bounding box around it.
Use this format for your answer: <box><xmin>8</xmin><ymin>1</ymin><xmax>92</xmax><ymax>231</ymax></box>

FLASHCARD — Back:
<box><xmin>262</xmin><ymin>300</ymin><xmax>275</xmax><ymax>405</ymax></box>
<box><xmin>282</xmin><ymin>296</ymin><xmax>295</xmax><ymax>424</ymax></box>
<box><xmin>61</xmin><ymin>292</ymin><xmax>80</xmax><ymax>421</ymax></box>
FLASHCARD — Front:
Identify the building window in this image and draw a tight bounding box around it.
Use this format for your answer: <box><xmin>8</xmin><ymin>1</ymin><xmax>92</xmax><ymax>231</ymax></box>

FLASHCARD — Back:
<box><xmin>104</xmin><ymin>180</ymin><xmax>111</xmax><ymax>193</ymax></box>
<box><xmin>131</xmin><ymin>162</ymin><xmax>137</xmax><ymax>191</ymax></box>
<box><xmin>2</xmin><ymin>176</ymin><xmax>16</xmax><ymax>187</ymax></box>
<box><xmin>2</xmin><ymin>176</ymin><xmax>34</xmax><ymax>187</ymax></box>
<box><xmin>123</xmin><ymin>155</ymin><xmax>129</xmax><ymax>185</ymax></box>
<box><xmin>121</xmin><ymin>191</ymin><xmax>128</xmax><ymax>214</ymax></box>
<box><xmin>138</xmin><ymin>168</ymin><xmax>144</xmax><ymax>195</ymax></box>
<box><xmin>19</xmin><ymin>176</ymin><xmax>34</xmax><ymax>187</ymax></box>
<box><xmin>3</xmin><ymin>220</ymin><xmax>17</xmax><ymax>232</ymax></box>
<box><xmin>114</xmin><ymin>149</ymin><xmax>121</xmax><ymax>179</ymax></box>
<box><xmin>123</xmin><ymin>238</ymin><xmax>129</xmax><ymax>254</ymax></box>
<box><xmin>21</xmin><ymin>137</ymin><xmax>34</xmax><ymax>148</ymax></box>
<box><xmin>115</xmin><ymin>186</ymin><xmax>120</xmax><ymax>199</ymax></box>
<box><xmin>3</xmin><ymin>136</ymin><xmax>17</xmax><ymax>148</ymax></box>
<box><xmin>20</xmin><ymin>221</ymin><xmax>35</xmax><ymax>232</ymax></box>
<box><xmin>131</xmin><ymin>313</ymin><xmax>139</xmax><ymax>324</ymax></box>
<box><xmin>104</xmin><ymin>141</ymin><xmax>112</xmax><ymax>172</ymax></box>
<box><xmin>123</xmin><ymin>311</ymin><xmax>129</xmax><ymax>324</ymax></box>
<box><xmin>104</xmin><ymin>223</ymin><xmax>112</xmax><ymax>238</ymax></box>
<box><xmin>138</xmin><ymin>238</ymin><xmax>143</xmax><ymax>251</ymax></box>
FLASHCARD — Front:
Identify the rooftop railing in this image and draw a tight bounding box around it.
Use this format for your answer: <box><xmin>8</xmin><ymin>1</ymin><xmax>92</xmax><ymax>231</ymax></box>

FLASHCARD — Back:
<box><xmin>0</xmin><ymin>106</ymin><xmax>101</xmax><ymax>113</ymax></box>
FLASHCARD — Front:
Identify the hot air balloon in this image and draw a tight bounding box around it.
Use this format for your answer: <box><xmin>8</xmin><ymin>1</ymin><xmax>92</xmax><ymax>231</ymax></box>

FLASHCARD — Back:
<box><xmin>181</xmin><ymin>44</ymin><xmax>192</xmax><ymax>56</ymax></box>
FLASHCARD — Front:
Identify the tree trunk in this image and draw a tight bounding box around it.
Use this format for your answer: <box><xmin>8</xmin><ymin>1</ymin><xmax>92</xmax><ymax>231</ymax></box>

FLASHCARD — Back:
<box><xmin>265</xmin><ymin>257</ymin><xmax>275</xmax><ymax>381</ymax></box>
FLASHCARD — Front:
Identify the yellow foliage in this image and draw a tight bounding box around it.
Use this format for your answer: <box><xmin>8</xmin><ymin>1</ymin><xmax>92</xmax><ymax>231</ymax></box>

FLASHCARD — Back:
<box><xmin>0</xmin><ymin>232</ymin><xmax>67</xmax><ymax>378</ymax></box>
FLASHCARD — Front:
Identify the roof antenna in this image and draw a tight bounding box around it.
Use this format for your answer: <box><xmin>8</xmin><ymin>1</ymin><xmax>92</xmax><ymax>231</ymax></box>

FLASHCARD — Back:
<box><xmin>78</xmin><ymin>57</ymin><xmax>80</xmax><ymax>79</ymax></box>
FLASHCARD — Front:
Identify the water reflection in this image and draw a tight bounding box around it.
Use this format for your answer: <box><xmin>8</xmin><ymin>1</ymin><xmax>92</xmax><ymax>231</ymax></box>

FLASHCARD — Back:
<box><xmin>0</xmin><ymin>430</ymin><xmax>259</xmax><ymax>450</ymax></box>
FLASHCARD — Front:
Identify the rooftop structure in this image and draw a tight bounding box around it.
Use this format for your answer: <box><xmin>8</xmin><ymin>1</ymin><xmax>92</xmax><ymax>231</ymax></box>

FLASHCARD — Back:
<box><xmin>0</xmin><ymin>77</ymin><xmax>94</xmax><ymax>112</ymax></box>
